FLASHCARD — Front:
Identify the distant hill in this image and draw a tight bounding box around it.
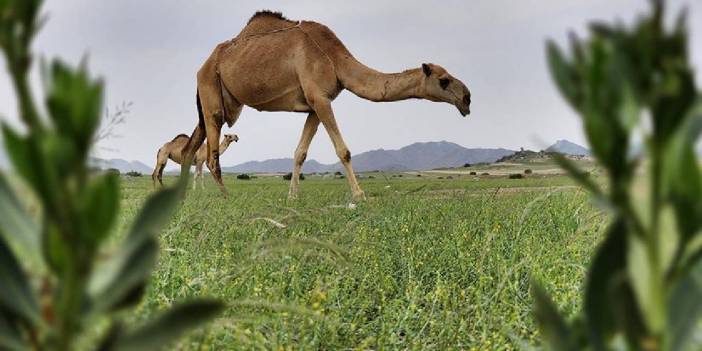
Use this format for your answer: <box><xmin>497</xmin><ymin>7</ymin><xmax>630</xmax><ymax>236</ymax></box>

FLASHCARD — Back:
<box><xmin>546</xmin><ymin>140</ymin><xmax>590</xmax><ymax>156</ymax></box>
<box><xmin>223</xmin><ymin>158</ymin><xmax>329</xmax><ymax>174</ymax></box>
<box><xmin>90</xmin><ymin>158</ymin><xmax>152</xmax><ymax>174</ymax></box>
<box><xmin>223</xmin><ymin>141</ymin><xmax>515</xmax><ymax>173</ymax></box>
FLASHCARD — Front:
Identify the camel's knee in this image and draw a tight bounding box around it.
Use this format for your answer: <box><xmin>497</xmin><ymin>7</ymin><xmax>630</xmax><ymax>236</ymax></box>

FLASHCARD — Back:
<box><xmin>336</xmin><ymin>148</ymin><xmax>351</xmax><ymax>163</ymax></box>
<box><xmin>294</xmin><ymin>149</ymin><xmax>307</xmax><ymax>166</ymax></box>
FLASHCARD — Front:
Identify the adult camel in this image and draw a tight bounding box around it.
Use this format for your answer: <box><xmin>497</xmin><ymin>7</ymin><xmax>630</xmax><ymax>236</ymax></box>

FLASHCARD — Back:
<box><xmin>182</xmin><ymin>11</ymin><xmax>471</xmax><ymax>201</ymax></box>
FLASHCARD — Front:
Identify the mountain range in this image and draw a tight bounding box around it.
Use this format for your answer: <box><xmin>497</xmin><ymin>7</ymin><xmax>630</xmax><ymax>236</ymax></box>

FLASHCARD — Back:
<box><xmin>546</xmin><ymin>139</ymin><xmax>590</xmax><ymax>156</ymax></box>
<box><xmin>1</xmin><ymin>140</ymin><xmax>591</xmax><ymax>173</ymax></box>
<box><xmin>222</xmin><ymin>141</ymin><xmax>516</xmax><ymax>173</ymax></box>
<box><xmin>89</xmin><ymin>158</ymin><xmax>153</xmax><ymax>174</ymax></box>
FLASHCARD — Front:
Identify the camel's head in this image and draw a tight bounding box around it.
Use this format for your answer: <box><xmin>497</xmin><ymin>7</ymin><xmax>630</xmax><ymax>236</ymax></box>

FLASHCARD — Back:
<box><xmin>223</xmin><ymin>134</ymin><xmax>239</xmax><ymax>145</ymax></box>
<box><xmin>419</xmin><ymin>63</ymin><xmax>471</xmax><ymax>117</ymax></box>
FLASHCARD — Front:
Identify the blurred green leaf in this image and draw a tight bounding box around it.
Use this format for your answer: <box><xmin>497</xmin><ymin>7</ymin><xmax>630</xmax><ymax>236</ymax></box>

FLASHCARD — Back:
<box><xmin>546</xmin><ymin>40</ymin><xmax>580</xmax><ymax>110</ymax></box>
<box><xmin>89</xmin><ymin>187</ymin><xmax>180</xmax><ymax>311</ymax></box>
<box><xmin>113</xmin><ymin>300</ymin><xmax>224</xmax><ymax>351</ymax></box>
<box><xmin>0</xmin><ymin>174</ymin><xmax>41</xmax><ymax>266</ymax></box>
<box><xmin>0</xmin><ymin>233</ymin><xmax>40</xmax><ymax>326</ymax></box>
<box><xmin>2</xmin><ymin>126</ymin><xmax>42</xmax><ymax>195</ymax></box>
<box><xmin>584</xmin><ymin>219</ymin><xmax>627</xmax><ymax>350</ymax></box>
<box><xmin>125</xmin><ymin>186</ymin><xmax>180</xmax><ymax>251</ymax></box>
<box><xmin>81</xmin><ymin>173</ymin><xmax>119</xmax><ymax>246</ymax></box>
<box><xmin>0</xmin><ymin>308</ymin><xmax>27</xmax><ymax>351</ymax></box>
<box><xmin>89</xmin><ymin>237</ymin><xmax>157</xmax><ymax>313</ymax></box>
<box><xmin>659</xmin><ymin>205</ymin><xmax>680</xmax><ymax>275</ymax></box>
<box><xmin>667</xmin><ymin>257</ymin><xmax>702</xmax><ymax>351</ymax></box>
<box><xmin>627</xmin><ymin>234</ymin><xmax>665</xmax><ymax>335</ymax></box>
<box><xmin>532</xmin><ymin>282</ymin><xmax>576</xmax><ymax>350</ymax></box>
<box><xmin>46</xmin><ymin>59</ymin><xmax>103</xmax><ymax>155</ymax></box>
<box><xmin>42</xmin><ymin>223</ymin><xmax>68</xmax><ymax>274</ymax></box>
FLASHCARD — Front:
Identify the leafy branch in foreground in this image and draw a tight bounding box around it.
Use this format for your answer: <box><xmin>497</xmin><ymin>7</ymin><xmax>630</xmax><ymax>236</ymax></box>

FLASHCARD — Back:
<box><xmin>0</xmin><ymin>0</ymin><xmax>223</xmax><ymax>350</ymax></box>
<box><xmin>535</xmin><ymin>0</ymin><xmax>702</xmax><ymax>350</ymax></box>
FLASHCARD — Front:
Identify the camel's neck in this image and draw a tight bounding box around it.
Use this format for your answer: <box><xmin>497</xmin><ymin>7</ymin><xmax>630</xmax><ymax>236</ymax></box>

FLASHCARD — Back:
<box><xmin>219</xmin><ymin>142</ymin><xmax>231</xmax><ymax>154</ymax></box>
<box><xmin>338</xmin><ymin>59</ymin><xmax>423</xmax><ymax>102</ymax></box>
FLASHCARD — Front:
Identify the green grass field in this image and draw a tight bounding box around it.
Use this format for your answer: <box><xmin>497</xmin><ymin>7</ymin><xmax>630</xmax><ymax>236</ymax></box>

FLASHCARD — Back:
<box><xmin>116</xmin><ymin>168</ymin><xmax>604</xmax><ymax>350</ymax></box>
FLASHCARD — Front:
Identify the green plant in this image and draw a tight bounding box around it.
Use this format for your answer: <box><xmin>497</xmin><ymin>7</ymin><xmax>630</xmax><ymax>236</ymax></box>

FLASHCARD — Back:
<box><xmin>509</xmin><ymin>173</ymin><xmax>523</xmax><ymax>179</ymax></box>
<box><xmin>0</xmin><ymin>1</ymin><xmax>223</xmax><ymax>350</ymax></box>
<box><xmin>237</xmin><ymin>173</ymin><xmax>251</xmax><ymax>180</ymax></box>
<box><xmin>535</xmin><ymin>1</ymin><xmax>702</xmax><ymax>350</ymax></box>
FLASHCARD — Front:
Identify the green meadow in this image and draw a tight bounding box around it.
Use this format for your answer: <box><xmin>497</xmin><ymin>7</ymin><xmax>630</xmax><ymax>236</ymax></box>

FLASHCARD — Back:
<box><xmin>116</xmin><ymin>168</ymin><xmax>603</xmax><ymax>350</ymax></box>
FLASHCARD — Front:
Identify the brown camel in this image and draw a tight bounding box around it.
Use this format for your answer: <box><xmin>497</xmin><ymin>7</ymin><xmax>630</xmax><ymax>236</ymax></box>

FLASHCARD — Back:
<box><xmin>153</xmin><ymin>133</ymin><xmax>238</xmax><ymax>189</ymax></box>
<box><xmin>182</xmin><ymin>11</ymin><xmax>471</xmax><ymax>201</ymax></box>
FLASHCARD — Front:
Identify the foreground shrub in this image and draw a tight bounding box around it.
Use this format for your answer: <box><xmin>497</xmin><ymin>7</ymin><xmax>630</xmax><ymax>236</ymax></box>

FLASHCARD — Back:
<box><xmin>508</xmin><ymin>173</ymin><xmax>523</xmax><ymax>179</ymax></box>
<box><xmin>236</xmin><ymin>173</ymin><xmax>251</xmax><ymax>180</ymax></box>
<box><xmin>524</xmin><ymin>169</ymin><xmax>532</xmax><ymax>174</ymax></box>
<box><xmin>0</xmin><ymin>1</ymin><xmax>222</xmax><ymax>349</ymax></box>
<box><xmin>535</xmin><ymin>1</ymin><xmax>702</xmax><ymax>350</ymax></box>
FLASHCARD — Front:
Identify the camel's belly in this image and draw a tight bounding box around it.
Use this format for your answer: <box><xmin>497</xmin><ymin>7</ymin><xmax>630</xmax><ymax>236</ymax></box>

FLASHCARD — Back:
<box><xmin>250</xmin><ymin>88</ymin><xmax>311</xmax><ymax>112</ymax></box>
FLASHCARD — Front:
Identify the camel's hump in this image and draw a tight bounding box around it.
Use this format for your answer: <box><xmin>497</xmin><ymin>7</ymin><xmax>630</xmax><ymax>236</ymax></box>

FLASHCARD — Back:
<box><xmin>248</xmin><ymin>10</ymin><xmax>293</xmax><ymax>25</ymax></box>
<box><xmin>171</xmin><ymin>134</ymin><xmax>189</xmax><ymax>142</ymax></box>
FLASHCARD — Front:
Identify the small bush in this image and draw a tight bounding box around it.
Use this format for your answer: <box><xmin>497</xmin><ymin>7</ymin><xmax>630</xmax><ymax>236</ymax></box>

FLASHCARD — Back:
<box><xmin>469</xmin><ymin>171</ymin><xmax>477</xmax><ymax>175</ymax></box>
<box><xmin>463</xmin><ymin>163</ymin><xmax>471</xmax><ymax>168</ymax></box>
<box><xmin>237</xmin><ymin>173</ymin><xmax>251</xmax><ymax>180</ymax></box>
<box><xmin>438</xmin><ymin>176</ymin><xmax>444</xmax><ymax>179</ymax></box>
<box><xmin>106</xmin><ymin>168</ymin><xmax>120</xmax><ymax>175</ymax></box>
<box><xmin>416</xmin><ymin>174</ymin><xmax>422</xmax><ymax>177</ymax></box>
<box><xmin>508</xmin><ymin>173</ymin><xmax>523</xmax><ymax>179</ymax></box>
<box><xmin>282</xmin><ymin>172</ymin><xmax>303</xmax><ymax>180</ymax></box>
<box><xmin>481</xmin><ymin>172</ymin><xmax>490</xmax><ymax>176</ymax></box>
<box><xmin>126</xmin><ymin>170</ymin><xmax>142</xmax><ymax>177</ymax></box>
<box><xmin>334</xmin><ymin>171</ymin><xmax>342</xmax><ymax>176</ymax></box>
<box><xmin>446</xmin><ymin>176</ymin><xmax>454</xmax><ymax>179</ymax></box>
<box><xmin>368</xmin><ymin>175</ymin><xmax>375</xmax><ymax>179</ymax></box>
<box><xmin>524</xmin><ymin>169</ymin><xmax>533</xmax><ymax>174</ymax></box>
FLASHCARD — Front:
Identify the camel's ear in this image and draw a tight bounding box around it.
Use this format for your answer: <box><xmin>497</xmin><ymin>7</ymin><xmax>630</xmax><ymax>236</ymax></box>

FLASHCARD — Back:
<box><xmin>422</xmin><ymin>63</ymin><xmax>432</xmax><ymax>77</ymax></box>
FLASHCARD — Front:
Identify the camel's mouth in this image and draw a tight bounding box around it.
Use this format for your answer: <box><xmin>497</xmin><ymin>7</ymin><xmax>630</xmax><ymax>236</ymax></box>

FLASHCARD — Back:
<box><xmin>457</xmin><ymin>94</ymin><xmax>471</xmax><ymax>117</ymax></box>
<box><xmin>457</xmin><ymin>104</ymin><xmax>470</xmax><ymax>117</ymax></box>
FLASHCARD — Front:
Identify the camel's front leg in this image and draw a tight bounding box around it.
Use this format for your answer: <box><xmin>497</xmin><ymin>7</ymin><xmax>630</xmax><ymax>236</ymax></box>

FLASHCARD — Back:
<box><xmin>309</xmin><ymin>98</ymin><xmax>365</xmax><ymax>201</ymax></box>
<box><xmin>289</xmin><ymin>112</ymin><xmax>320</xmax><ymax>199</ymax></box>
<box><xmin>193</xmin><ymin>162</ymin><xmax>203</xmax><ymax>190</ymax></box>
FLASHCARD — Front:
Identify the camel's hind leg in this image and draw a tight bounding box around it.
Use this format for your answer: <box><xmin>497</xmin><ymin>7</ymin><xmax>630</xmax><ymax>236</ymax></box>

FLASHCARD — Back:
<box><xmin>288</xmin><ymin>112</ymin><xmax>320</xmax><ymax>199</ymax></box>
<box><xmin>181</xmin><ymin>94</ymin><xmax>207</xmax><ymax>182</ymax></box>
<box><xmin>197</xmin><ymin>79</ymin><xmax>227</xmax><ymax>195</ymax></box>
<box><xmin>152</xmin><ymin>147</ymin><xmax>168</xmax><ymax>189</ymax></box>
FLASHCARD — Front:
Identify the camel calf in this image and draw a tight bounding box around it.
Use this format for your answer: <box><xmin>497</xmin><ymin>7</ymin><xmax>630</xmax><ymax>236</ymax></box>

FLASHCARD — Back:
<box><xmin>152</xmin><ymin>133</ymin><xmax>238</xmax><ymax>189</ymax></box>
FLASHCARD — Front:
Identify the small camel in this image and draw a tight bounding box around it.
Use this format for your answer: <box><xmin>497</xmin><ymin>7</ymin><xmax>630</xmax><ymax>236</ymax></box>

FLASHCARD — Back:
<box><xmin>182</xmin><ymin>11</ymin><xmax>471</xmax><ymax>201</ymax></box>
<box><xmin>153</xmin><ymin>133</ymin><xmax>238</xmax><ymax>189</ymax></box>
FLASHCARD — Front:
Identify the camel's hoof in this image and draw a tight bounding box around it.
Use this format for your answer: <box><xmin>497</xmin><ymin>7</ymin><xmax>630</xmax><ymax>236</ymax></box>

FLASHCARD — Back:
<box><xmin>352</xmin><ymin>191</ymin><xmax>366</xmax><ymax>202</ymax></box>
<box><xmin>288</xmin><ymin>190</ymin><xmax>299</xmax><ymax>200</ymax></box>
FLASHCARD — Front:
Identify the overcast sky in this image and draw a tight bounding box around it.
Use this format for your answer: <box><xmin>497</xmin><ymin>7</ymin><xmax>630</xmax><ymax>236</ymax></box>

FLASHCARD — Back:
<box><xmin>1</xmin><ymin>0</ymin><xmax>700</xmax><ymax>167</ymax></box>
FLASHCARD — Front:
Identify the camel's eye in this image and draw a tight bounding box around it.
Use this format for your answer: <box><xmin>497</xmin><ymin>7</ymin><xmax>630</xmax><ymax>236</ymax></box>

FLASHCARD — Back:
<box><xmin>439</xmin><ymin>78</ymin><xmax>450</xmax><ymax>89</ymax></box>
